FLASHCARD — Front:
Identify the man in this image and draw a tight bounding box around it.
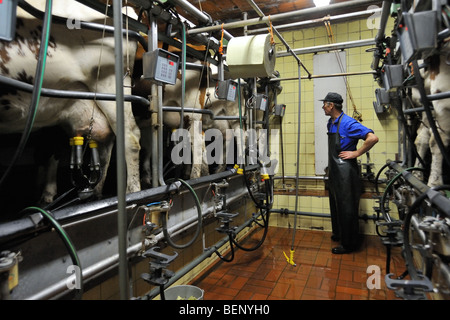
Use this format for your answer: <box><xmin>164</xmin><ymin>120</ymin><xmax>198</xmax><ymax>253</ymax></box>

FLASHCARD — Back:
<box><xmin>321</xmin><ymin>92</ymin><xmax>379</xmax><ymax>254</ymax></box>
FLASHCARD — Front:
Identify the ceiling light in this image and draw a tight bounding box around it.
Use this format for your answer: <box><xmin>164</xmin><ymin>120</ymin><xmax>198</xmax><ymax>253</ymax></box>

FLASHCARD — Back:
<box><xmin>313</xmin><ymin>0</ymin><xmax>331</xmax><ymax>7</ymax></box>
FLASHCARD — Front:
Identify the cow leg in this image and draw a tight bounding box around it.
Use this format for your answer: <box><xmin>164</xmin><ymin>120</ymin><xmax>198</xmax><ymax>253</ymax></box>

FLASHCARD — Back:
<box><xmin>427</xmin><ymin>101</ymin><xmax>450</xmax><ymax>188</ymax></box>
<box><xmin>139</xmin><ymin>126</ymin><xmax>152</xmax><ymax>188</ymax></box>
<box><xmin>94</xmin><ymin>88</ymin><xmax>141</xmax><ymax>193</ymax></box>
<box><xmin>425</xmin><ymin>54</ymin><xmax>450</xmax><ymax>187</ymax></box>
<box><xmin>428</xmin><ymin>133</ymin><xmax>445</xmax><ymax>187</ymax></box>
<box><xmin>38</xmin><ymin>154</ymin><xmax>59</xmax><ymax>206</ymax></box>
<box><xmin>190</xmin><ymin>121</ymin><xmax>205</xmax><ymax>179</ymax></box>
<box><xmin>92</xmin><ymin>135</ymin><xmax>115</xmax><ymax>197</ymax></box>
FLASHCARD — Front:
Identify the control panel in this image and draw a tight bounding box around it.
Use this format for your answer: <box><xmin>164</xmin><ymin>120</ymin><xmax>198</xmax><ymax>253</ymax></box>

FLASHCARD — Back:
<box><xmin>143</xmin><ymin>49</ymin><xmax>179</xmax><ymax>85</ymax></box>
<box><xmin>215</xmin><ymin>80</ymin><xmax>238</xmax><ymax>101</ymax></box>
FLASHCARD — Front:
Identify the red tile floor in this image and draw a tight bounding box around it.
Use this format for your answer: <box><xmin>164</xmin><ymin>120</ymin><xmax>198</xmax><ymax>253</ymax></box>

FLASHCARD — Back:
<box><xmin>189</xmin><ymin>226</ymin><xmax>413</xmax><ymax>300</ymax></box>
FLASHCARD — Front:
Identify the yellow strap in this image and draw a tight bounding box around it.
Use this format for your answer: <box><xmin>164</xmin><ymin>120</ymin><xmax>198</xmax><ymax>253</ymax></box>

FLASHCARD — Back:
<box><xmin>283</xmin><ymin>249</ymin><xmax>296</xmax><ymax>266</ymax></box>
<box><xmin>323</xmin><ymin>19</ymin><xmax>362</xmax><ymax>122</ymax></box>
<box><xmin>267</xmin><ymin>15</ymin><xmax>275</xmax><ymax>45</ymax></box>
<box><xmin>219</xmin><ymin>23</ymin><xmax>224</xmax><ymax>55</ymax></box>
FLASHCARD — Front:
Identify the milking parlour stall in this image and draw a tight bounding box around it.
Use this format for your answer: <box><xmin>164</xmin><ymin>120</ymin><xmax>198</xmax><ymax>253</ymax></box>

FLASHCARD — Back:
<box><xmin>0</xmin><ymin>0</ymin><xmax>449</xmax><ymax>307</ymax></box>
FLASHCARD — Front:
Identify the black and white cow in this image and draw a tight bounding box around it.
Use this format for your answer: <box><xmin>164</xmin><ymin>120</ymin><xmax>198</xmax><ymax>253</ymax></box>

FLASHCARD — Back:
<box><xmin>0</xmin><ymin>0</ymin><xmax>141</xmax><ymax>205</ymax></box>
<box><xmin>413</xmin><ymin>46</ymin><xmax>450</xmax><ymax>188</ymax></box>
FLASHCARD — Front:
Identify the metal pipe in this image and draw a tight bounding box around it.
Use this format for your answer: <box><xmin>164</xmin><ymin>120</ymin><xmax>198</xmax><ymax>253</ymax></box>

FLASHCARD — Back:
<box><xmin>145</xmin><ymin>206</ymin><xmax>258</xmax><ymax>299</ymax></box>
<box><xmin>26</xmin><ymin>242</ymin><xmax>142</xmax><ymax>300</ymax></box>
<box><xmin>270</xmin><ymin>208</ymin><xmax>378</xmax><ymax>220</ymax></box>
<box><xmin>19</xmin><ymin>0</ymin><xmax>148</xmax><ymax>51</ymax></box>
<box><xmin>154</xmin><ymin>191</ymin><xmax>247</xmax><ymax>243</ymax></box>
<box><xmin>291</xmin><ymin>64</ymin><xmax>302</xmax><ymax>251</ymax></box>
<box><xmin>158</xmin><ymin>85</ymin><xmax>166</xmax><ymax>186</ymax></box>
<box><xmin>273</xmin><ymin>70</ymin><xmax>376</xmax><ymax>82</ymax></box>
<box><xmin>163</xmin><ymin>106</ymin><xmax>247</xmax><ymax>120</ymax></box>
<box><xmin>113</xmin><ymin>0</ymin><xmax>129</xmax><ymax>300</ymax></box>
<box><xmin>277</xmin><ymin>39</ymin><xmax>376</xmax><ymax>57</ymax></box>
<box><xmin>375</xmin><ymin>1</ymin><xmax>392</xmax><ymax>43</ymax></box>
<box><xmin>428</xmin><ymin>91</ymin><xmax>450</xmax><ymax>101</ymax></box>
<box><xmin>187</xmin><ymin>0</ymin><xmax>383</xmax><ymax>35</ymax></box>
<box><xmin>149</xmin><ymin>14</ymin><xmax>159</xmax><ymax>188</ymax></box>
<box><xmin>168</xmin><ymin>0</ymin><xmax>233</xmax><ymax>40</ymax></box>
<box><xmin>0</xmin><ymin>75</ymin><xmax>150</xmax><ymax>106</ymax></box>
<box><xmin>0</xmin><ymin>167</ymin><xmax>248</xmax><ymax>245</ymax></box>
<box><xmin>388</xmin><ymin>161</ymin><xmax>450</xmax><ymax>217</ymax></box>
<box><xmin>24</xmin><ymin>188</ymin><xmax>248</xmax><ymax>300</ymax></box>
<box><xmin>248</xmin><ymin>8</ymin><xmax>383</xmax><ymax>34</ymax></box>
<box><xmin>274</xmin><ymin>175</ymin><xmax>327</xmax><ymax>180</ymax></box>
<box><xmin>245</xmin><ymin>0</ymin><xmax>306</xmax><ymax>72</ymax></box>
<box><xmin>371</xmin><ymin>1</ymin><xmax>392</xmax><ymax>70</ymax></box>
<box><xmin>169</xmin><ymin>0</ymin><xmax>212</xmax><ymax>25</ymax></box>
<box><xmin>271</xmin><ymin>209</ymin><xmax>330</xmax><ymax>218</ymax></box>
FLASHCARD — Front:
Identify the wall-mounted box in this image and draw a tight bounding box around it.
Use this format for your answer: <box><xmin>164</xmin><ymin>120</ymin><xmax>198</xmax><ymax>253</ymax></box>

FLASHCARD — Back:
<box><xmin>143</xmin><ymin>49</ymin><xmax>179</xmax><ymax>85</ymax></box>
<box><xmin>0</xmin><ymin>0</ymin><xmax>18</xmax><ymax>41</ymax></box>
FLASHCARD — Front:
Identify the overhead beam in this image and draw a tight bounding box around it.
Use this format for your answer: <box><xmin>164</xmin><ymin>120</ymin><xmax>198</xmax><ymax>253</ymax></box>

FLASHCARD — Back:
<box><xmin>186</xmin><ymin>0</ymin><xmax>383</xmax><ymax>35</ymax></box>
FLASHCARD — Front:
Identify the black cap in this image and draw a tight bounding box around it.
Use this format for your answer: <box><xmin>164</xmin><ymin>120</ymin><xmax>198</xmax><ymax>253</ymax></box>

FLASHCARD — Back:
<box><xmin>319</xmin><ymin>92</ymin><xmax>343</xmax><ymax>104</ymax></box>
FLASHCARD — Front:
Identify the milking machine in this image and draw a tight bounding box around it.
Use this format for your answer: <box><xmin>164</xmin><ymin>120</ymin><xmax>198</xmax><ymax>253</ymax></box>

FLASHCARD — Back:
<box><xmin>371</xmin><ymin>0</ymin><xmax>450</xmax><ymax>299</ymax></box>
<box><xmin>0</xmin><ymin>0</ymin><xmax>283</xmax><ymax>300</ymax></box>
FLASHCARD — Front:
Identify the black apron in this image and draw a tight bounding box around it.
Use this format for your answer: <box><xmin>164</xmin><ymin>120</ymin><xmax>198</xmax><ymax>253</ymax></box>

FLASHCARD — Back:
<box><xmin>327</xmin><ymin>115</ymin><xmax>361</xmax><ymax>249</ymax></box>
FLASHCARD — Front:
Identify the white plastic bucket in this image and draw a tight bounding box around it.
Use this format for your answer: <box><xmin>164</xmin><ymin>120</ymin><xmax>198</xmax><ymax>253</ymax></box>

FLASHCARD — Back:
<box><xmin>163</xmin><ymin>285</ymin><xmax>204</xmax><ymax>300</ymax></box>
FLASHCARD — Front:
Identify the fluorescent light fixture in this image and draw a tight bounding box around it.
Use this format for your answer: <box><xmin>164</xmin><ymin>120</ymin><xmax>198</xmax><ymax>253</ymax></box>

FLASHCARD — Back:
<box><xmin>314</xmin><ymin>0</ymin><xmax>331</xmax><ymax>7</ymax></box>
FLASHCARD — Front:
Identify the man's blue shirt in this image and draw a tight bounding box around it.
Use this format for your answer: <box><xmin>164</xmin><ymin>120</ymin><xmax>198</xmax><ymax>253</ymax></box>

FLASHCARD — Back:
<box><xmin>327</xmin><ymin>112</ymin><xmax>373</xmax><ymax>151</ymax></box>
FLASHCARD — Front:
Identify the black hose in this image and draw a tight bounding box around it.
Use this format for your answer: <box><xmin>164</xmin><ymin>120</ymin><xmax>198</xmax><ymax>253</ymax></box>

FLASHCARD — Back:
<box><xmin>214</xmin><ymin>234</ymin><xmax>235</xmax><ymax>262</ymax></box>
<box><xmin>374</xmin><ymin>161</ymin><xmax>402</xmax><ymax>196</ymax></box>
<box><xmin>159</xmin><ymin>285</ymin><xmax>166</xmax><ymax>300</ymax></box>
<box><xmin>231</xmin><ymin>207</ymin><xmax>271</xmax><ymax>252</ymax></box>
<box><xmin>161</xmin><ymin>179</ymin><xmax>202</xmax><ymax>249</ymax></box>
<box><xmin>380</xmin><ymin>167</ymin><xmax>426</xmax><ymax>222</ymax></box>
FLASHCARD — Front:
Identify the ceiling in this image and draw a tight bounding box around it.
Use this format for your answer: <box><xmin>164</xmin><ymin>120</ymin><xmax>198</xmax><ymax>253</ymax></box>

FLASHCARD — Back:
<box><xmin>171</xmin><ymin>0</ymin><xmax>384</xmax><ymax>36</ymax></box>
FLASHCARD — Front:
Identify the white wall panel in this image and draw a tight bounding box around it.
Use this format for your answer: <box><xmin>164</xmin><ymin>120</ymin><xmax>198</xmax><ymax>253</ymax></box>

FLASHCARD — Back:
<box><xmin>313</xmin><ymin>51</ymin><xmax>347</xmax><ymax>175</ymax></box>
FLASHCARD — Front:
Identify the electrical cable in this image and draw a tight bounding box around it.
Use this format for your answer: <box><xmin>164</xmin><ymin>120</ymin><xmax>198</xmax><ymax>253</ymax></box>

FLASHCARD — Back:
<box><xmin>0</xmin><ymin>0</ymin><xmax>53</xmax><ymax>189</ymax></box>
<box><xmin>161</xmin><ymin>179</ymin><xmax>202</xmax><ymax>249</ymax></box>
<box><xmin>20</xmin><ymin>206</ymin><xmax>83</xmax><ymax>299</ymax></box>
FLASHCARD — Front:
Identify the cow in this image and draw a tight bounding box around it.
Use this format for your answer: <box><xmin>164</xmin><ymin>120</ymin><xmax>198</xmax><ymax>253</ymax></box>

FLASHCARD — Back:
<box><xmin>201</xmin><ymin>73</ymin><xmax>282</xmax><ymax>173</ymax></box>
<box><xmin>162</xmin><ymin>64</ymin><xmax>282</xmax><ymax>181</ymax></box>
<box><xmin>133</xmin><ymin>56</ymin><xmax>282</xmax><ymax>187</ymax></box>
<box><xmin>0</xmin><ymin>0</ymin><xmax>141</xmax><ymax>206</ymax></box>
<box><xmin>412</xmin><ymin>48</ymin><xmax>450</xmax><ymax>188</ymax></box>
